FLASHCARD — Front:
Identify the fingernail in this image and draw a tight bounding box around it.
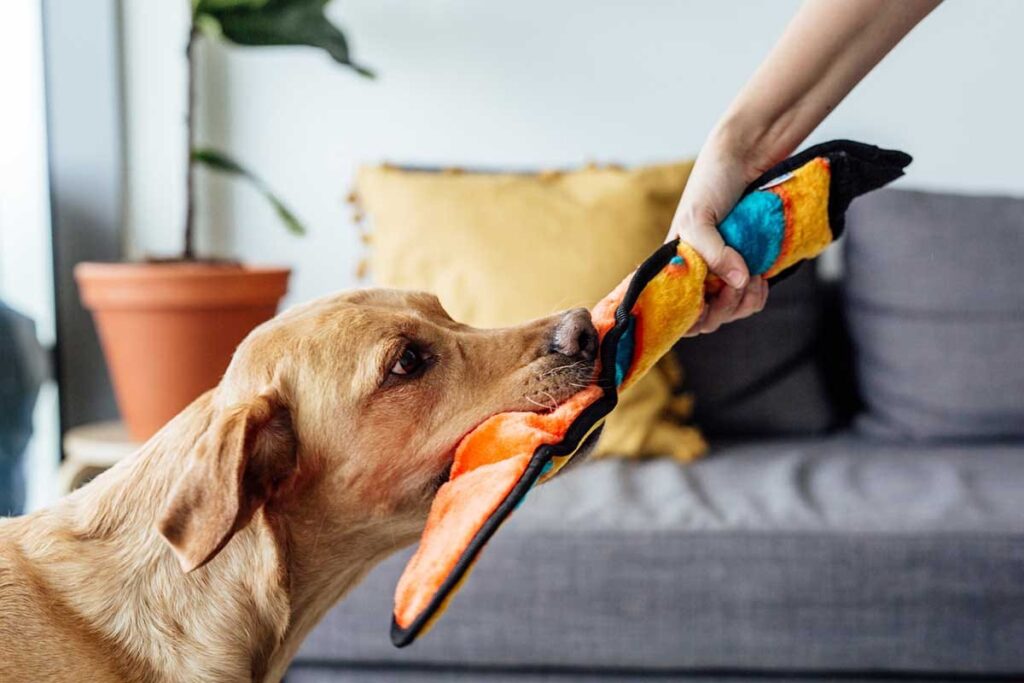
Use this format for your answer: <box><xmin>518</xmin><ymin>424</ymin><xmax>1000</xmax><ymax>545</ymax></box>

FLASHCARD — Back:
<box><xmin>726</xmin><ymin>269</ymin><xmax>745</xmax><ymax>288</ymax></box>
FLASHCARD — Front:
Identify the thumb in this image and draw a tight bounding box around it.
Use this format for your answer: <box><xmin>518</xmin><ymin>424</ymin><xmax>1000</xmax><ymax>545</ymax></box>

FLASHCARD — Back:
<box><xmin>678</xmin><ymin>221</ymin><xmax>750</xmax><ymax>289</ymax></box>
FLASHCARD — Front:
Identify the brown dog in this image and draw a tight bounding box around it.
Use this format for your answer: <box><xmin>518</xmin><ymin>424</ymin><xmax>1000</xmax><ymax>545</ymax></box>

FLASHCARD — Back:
<box><xmin>0</xmin><ymin>289</ymin><xmax>597</xmax><ymax>682</ymax></box>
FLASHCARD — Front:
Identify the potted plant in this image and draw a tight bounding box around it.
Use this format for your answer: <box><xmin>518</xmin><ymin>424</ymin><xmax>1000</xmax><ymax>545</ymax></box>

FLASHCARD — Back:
<box><xmin>76</xmin><ymin>0</ymin><xmax>372</xmax><ymax>440</ymax></box>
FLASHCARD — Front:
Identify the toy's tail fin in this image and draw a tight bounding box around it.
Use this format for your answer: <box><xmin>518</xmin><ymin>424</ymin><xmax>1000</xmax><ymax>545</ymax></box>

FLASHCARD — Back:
<box><xmin>822</xmin><ymin>141</ymin><xmax>912</xmax><ymax>237</ymax></box>
<box><xmin>746</xmin><ymin>140</ymin><xmax>912</xmax><ymax>239</ymax></box>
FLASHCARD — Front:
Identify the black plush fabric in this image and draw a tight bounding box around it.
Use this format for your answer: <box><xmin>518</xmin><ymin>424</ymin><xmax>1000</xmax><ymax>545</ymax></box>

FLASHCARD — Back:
<box><xmin>745</xmin><ymin>139</ymin><xmax>913</xmax><ymax>240</ymax></box>
<box><xmin>674</xmin><ymin>264</ymin><xmax>848</xmax><ymax>437</ymax></box>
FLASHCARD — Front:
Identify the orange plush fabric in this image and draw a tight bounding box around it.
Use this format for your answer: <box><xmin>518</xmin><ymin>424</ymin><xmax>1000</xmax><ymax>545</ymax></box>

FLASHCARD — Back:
<box><xmin>390</xmin><ymin>141</ymin><xmax>912</xmax><ymax>647</ymax></box>
<box><xmin>393</xmin><ymin>386</ymin><xmax>602</xmax><ymax>632</ymax></box>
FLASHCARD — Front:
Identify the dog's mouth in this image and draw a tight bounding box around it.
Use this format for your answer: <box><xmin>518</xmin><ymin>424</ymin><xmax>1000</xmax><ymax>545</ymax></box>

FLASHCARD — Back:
<box><xmin>520</xmin><ymin>357</ymin><xmax>596</xmax><ymax>413</ymax></box>
<box><xmin>424</xmin><ymin>361</ymin><xmax>597</xmax><ymax>496</ymax></box>
<box><xmin>428</xmin><ymin>453</ymin><xmax>456</xmax><ymax>494</ymax></box>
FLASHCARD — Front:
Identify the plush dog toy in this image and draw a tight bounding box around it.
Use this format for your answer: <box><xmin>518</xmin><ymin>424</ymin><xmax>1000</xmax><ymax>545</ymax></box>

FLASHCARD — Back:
<box><xmin>391</xmin><ymin>140</ymin><xmax>912</xmax><ymax>647</ymax></box>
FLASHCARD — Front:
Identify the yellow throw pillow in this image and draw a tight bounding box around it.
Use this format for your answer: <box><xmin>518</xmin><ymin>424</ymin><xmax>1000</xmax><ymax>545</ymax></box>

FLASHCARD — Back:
<box><xmin>355</xmin><ymin>162</ymin><xmax>706</xmax><ymax>462</ymax></box>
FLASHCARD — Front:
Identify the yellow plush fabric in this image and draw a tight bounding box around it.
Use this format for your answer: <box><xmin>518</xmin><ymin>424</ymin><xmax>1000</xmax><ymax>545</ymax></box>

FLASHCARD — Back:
<box><xmin>765</xmin><ymin>156</ymin><xmax>834</xmax><ymax>278</ymax></box>
<box><xmin>355</xmin><ymin>161</ymin><xmax>706</xmax><ymax>462</ymax></box>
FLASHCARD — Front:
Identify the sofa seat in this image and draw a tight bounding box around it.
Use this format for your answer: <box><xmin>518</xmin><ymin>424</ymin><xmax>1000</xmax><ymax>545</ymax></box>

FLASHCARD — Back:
<box><xmin>292</xmin><ymin>435</ymin><xmax>1024</xmax><ymax>679</ymax></box>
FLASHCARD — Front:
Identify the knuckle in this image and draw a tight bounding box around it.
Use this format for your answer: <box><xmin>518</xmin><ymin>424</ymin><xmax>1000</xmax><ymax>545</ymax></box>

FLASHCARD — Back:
<box><xmin>707</xmin><ymin>248</ymin><xmax>731</xmax><ymax>272</ymax></box>
<box><xmin>722</xmin><ymin>286</ymin><xmax>744</xmax><ymax>309</ymax></box>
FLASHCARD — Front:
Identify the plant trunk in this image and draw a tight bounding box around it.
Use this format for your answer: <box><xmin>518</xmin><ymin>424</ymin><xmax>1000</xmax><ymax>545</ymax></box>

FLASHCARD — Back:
<box><xmin>183</xmin><ymin>28</ymin><xmax>198</xmax><ymax>260</ymax></box>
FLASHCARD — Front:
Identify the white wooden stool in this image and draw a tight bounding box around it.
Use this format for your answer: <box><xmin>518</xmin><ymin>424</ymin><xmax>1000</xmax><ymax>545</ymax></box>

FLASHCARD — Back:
<box><xmin>59</xmin><ymin>421</ymin><xmax>140</xmax><ymax>493</ymax></box>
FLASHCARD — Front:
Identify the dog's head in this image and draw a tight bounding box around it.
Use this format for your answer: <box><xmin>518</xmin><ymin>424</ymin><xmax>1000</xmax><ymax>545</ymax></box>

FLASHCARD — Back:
<box><xmin>157</xmin><ymin>289</ymin><xmax>597</xmax><ymax>572</ymax></box>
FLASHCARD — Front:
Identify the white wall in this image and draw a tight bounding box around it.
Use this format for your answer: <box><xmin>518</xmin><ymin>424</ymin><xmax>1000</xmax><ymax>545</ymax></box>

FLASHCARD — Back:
<box><xmin>123</xmin><ymin>0</ymin><xmax>1024</xmax><ymax>308</ymax></box>
<box><xmin>121</xmin><ymin>1</ymin><xmax>191</xmax><ymax>260</ymax></box>
<box><xmin>1</xmin><ymin>1</ymin><xmax>55</xmax><ymax>343</ymax></box>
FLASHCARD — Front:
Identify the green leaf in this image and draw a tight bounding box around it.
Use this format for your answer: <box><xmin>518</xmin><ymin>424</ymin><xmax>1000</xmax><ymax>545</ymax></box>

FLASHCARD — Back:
<box><xmin>191</xmin><ymin>148</ymin><xmax>306</xmax><ymax>236</ymax></box>
<box><xmin>194</xmin><ymin>0</ymin><xmax>374</xmax><ymax>78</ymax></box>
<box><xmin>194</xmin><ymin>0</ymin><xmax>269</xmax><ymax>14</ymax></box>
<box><xmin>193</xmin><ymin>13</ymin><xmax>223</xmax><ymax>40</ymax></box>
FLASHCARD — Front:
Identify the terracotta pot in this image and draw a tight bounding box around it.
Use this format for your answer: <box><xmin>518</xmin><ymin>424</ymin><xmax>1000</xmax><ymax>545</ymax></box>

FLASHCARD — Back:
<box><xmin>75</xmin><ymin>262</ymin><xmax>290</xmax><ymax>441</ymax></box>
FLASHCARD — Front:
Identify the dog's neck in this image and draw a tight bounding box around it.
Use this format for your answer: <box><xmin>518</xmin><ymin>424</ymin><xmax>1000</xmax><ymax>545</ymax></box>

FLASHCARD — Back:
<box><xmin>24</xmin><ymin>397</ymin><xmax>418</xmax><ymax>682</ymax></box>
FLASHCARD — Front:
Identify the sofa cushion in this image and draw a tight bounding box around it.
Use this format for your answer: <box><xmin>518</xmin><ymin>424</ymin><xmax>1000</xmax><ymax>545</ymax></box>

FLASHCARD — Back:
<box><xmin>674</xmin><ymin>263</ymin><xmax>842</xmax><ymax>436</ymax></box>
<box><xmin>295</xmin><ymin>436</ymin><xmax>1024</xmax><ymax>676</ymax></box>
<box><xmin>844</xmin><ymin>189</ymin><xmax>1024</xmax><ymax>440</ymax></box>
<box><xmin>356</xmin><ymin>162</ymin><xmax>691</xmax><ymax>329</ymax></box>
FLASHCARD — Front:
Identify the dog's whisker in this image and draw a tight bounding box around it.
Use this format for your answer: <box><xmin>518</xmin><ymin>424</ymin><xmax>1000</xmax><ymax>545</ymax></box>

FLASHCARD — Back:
<box><xmin>538</xmin><ymin>360</ymin><xmax>588</xmax><ymax>379</ymax></box>
<box><xmin>539</xmin><ymin>391</ymin><xmax>559</xmax><ymax>412</ymax></box>
<box><xmin>525</xmin><ymin>395</ymin><xmax>551</xmax><ymax>411</ymax></box>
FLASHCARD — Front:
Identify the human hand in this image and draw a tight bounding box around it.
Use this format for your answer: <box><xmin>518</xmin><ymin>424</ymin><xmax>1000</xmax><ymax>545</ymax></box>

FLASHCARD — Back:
<box><xmin>664</xmin><ymin>0</ymin><xmax>940</xmax><ymax>335</ymax></box>
<box><xmin>668</xmin><ymin>132</ymin><xmax>770</xmax><ymax>336</ymax></box>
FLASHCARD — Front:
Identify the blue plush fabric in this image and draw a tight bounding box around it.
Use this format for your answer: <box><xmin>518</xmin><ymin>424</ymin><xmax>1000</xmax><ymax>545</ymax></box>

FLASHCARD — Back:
<box><xmin>614</xmin><ymin>317</ymin><xmax>636</xmax><ymax>387</ymax></box>
<box><xmin>719</xmin><ymin>191</ymin><xmax>785</xmax><ymax>275</ymax></box>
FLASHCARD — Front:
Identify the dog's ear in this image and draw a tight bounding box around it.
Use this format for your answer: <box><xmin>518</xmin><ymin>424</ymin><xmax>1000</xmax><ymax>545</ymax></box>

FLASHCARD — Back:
<box><xmin>157</xmin><ymin>391</ymin><xmax>297</xmax><ymax>573</ymax></box>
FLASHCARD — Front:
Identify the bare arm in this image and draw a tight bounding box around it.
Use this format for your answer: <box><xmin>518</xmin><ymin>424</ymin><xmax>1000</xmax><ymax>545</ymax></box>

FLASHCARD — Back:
<box><xmin>674</xmin><ymin>0</ymin><xmax>940</xmax><ymax>335</ymax></box>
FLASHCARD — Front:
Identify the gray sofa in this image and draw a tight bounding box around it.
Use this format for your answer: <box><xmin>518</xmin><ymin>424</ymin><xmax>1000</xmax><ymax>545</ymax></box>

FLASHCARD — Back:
<box><xmin>288</xmin><ymin>189</ymin><xmax>1024</xmax><ymax>682</ymax></box>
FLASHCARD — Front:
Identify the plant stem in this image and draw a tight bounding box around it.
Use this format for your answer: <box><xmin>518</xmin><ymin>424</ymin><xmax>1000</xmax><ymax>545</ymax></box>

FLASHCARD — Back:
<box><xmin>183</xmin><ymin>27</ymin><xmax>198</xmax><ymax>260</ymax></box>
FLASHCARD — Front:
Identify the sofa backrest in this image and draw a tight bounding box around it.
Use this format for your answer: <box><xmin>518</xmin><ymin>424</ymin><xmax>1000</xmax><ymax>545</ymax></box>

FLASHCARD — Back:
<box><xmin>843</xmin><ymin>188</ymin><xmax>1024</xmax><ymax>441</ymax></box>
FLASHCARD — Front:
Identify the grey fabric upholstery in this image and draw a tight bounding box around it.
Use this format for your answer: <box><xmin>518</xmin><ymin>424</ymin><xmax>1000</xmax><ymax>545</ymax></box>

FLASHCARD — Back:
<box><xmin>285</xmin><ymin>668</ymin><xmax>928</xmax><ymax>683</ymax></box>
<box><xmin>675</xmin><ymin>265</ymin><xmax>839</xmax><ymax>436</ymax></box>
<box><xmin>294</xmin><ymin>436</ymin><xmax>1024</xmax><ymax>677</ymax></box>
<box><xmin>844</xmin><ymin>189</ymin><xmax>1024</xmax><ymax>440</ymax></box>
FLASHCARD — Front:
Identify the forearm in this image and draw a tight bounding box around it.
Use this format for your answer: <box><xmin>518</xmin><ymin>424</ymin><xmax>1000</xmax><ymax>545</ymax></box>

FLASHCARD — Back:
<box><xmin>670</xmin><ymin>0</ymin><xmax>938</xmax><ymax>331</ymax></box>
<box><xmin>713</xmin><ymin>0</ymin><xmax>940</xmax><ymax>177</ymax></box>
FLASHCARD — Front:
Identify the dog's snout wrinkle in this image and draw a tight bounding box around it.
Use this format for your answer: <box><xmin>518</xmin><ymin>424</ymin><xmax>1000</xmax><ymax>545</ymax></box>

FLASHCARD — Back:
<box><xmin>550</xmin><ymin>308</ymin><xmax>598</xmax><ymax>362</ymax></box>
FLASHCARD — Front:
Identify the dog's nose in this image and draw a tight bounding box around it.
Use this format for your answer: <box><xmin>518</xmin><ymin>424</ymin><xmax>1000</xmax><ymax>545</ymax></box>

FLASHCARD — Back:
<box><xmin>550</xmin><ymin>308</ymin><xmax>598</xmax><ymax>362</ymax></box>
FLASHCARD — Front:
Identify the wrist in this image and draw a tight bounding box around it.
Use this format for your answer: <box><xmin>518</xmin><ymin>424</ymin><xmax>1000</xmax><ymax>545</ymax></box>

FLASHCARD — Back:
<box><xmin>708</xmin><ymin>111</ymin><xmax>788</xmax><ymax>183</ymax></box>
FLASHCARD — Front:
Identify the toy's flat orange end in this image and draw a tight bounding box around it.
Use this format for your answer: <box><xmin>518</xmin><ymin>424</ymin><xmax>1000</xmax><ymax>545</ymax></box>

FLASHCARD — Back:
<box><xmin>394</xmin><ymin>452</ymin><xmax>531</xmax><ymax>629</ymax></box>
<box><xmin>394</xmin><ymin>386</ymin><xmax>602</xmax><ymax>630</ymax></box>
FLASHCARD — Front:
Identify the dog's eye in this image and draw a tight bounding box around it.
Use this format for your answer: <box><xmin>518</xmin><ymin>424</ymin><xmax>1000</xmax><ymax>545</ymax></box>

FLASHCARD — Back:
<box><xmin>391</xmin><ymin>346</ymin><xmax>425</xmax><ymax>376</ymax></box>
